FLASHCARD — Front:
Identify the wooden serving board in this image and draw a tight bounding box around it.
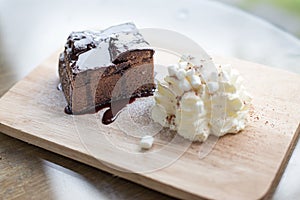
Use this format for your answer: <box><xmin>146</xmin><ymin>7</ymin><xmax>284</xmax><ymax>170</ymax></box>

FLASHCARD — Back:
<box><xmin>0</xmin><ymin>52</ymin><xmax>300</xmax><ymax>200</ymax></box>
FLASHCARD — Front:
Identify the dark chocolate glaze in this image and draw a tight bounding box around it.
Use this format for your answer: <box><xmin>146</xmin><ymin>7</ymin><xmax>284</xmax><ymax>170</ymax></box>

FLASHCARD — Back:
<box><xmin>64</xmin><ymin>23</ymin><xmax>151</xmax><ymax>73</ymax></box>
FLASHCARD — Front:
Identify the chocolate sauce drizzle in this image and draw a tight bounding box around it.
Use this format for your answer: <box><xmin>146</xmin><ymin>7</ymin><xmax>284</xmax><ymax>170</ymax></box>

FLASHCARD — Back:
<box><xmin>64</xmin><ymin>105</ymin><xmax>73</xmax><ymax>115</ymax></box>
<box><xmin>64</xmin><ymin>92</ymin><xmax>153</xmax><ymax>125</ymax></box>
<box><xmin>102</xmin><ymin>98</ymin><xmax>135</xmax><ymax>125</ymax></box>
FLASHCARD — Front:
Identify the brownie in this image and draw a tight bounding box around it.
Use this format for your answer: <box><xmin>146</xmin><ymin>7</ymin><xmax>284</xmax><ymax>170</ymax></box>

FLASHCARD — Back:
<box><xmin>58</xmin><ymin>23</ymin><xmax>155</xmax><ymax>114</ymax></box>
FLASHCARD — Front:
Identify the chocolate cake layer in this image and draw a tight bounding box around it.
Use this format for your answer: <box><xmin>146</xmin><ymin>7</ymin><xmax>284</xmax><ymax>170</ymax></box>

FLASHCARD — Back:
<box><xmin>58</xmin><ymin>23</ymin><xmax>155</xmax><ymax>114</ymax></box>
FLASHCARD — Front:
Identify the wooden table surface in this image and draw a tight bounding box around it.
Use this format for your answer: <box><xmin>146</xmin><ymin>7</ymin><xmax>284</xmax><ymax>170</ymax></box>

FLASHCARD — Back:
<box><xmin>1</xmin><ymin>1</ymin><xmax>300</xmax><ymax>199</ymax></box>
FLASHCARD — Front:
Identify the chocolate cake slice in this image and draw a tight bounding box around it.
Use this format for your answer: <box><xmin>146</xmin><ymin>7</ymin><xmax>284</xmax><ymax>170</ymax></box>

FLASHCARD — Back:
<box><xmin>58</xmin><ymin>23</ymin><xmax>155</xmax><ymax>114</ymax></box>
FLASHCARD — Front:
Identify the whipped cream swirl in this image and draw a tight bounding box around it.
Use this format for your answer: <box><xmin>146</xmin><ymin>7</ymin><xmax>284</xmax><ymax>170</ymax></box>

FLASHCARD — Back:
<box><xmin>151</xmin><ymin>58</ymin><xmax>252</xmax><ymax>142</ymax></box>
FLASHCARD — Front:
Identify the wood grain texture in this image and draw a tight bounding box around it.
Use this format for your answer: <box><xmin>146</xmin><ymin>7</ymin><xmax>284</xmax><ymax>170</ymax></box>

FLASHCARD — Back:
<box><xmin>0</xmin><ymin>53</ymin><xmax>299</xmax><ymax>200</ymax></box>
